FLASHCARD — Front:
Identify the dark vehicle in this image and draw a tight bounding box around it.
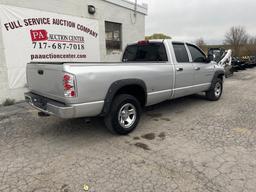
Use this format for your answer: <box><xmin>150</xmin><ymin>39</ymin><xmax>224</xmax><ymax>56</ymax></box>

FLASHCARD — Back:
<box><xmin>232</xmin><ymin>57</ymin><xmax>247</xmax><ymax>71</ymax></box>
<box><xmin>208</xmin><ymin>48</ymin><xmax>226</xmax><ymax>63</ymax></box>
<box><xmin>242</xmin><ymin>56</ymin><xmax>256</xmax><ymax>68</ymax></box>
<box><xmin>251</xmin><ymin>56</ymin><xmax>256</xmax><ymax>67</ymax></box>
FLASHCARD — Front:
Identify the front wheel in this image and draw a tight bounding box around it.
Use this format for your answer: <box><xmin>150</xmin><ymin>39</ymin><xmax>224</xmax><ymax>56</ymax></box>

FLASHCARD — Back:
<box><xmin>104</xmin><ymin>94</ymin><xmax>141</xmax><ymax>135</ymax></box>
<box><xmin>206</xmin><ymin>78</ymin><xmax>223</xmax><ymax>101</ymax></box>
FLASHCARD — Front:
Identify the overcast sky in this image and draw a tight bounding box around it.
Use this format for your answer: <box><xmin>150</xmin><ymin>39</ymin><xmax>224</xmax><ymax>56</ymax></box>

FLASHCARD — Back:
<box><xmin>134</xmin><ymin>0</ymin><xmax>256</xmax><ymax>45</ymax></box>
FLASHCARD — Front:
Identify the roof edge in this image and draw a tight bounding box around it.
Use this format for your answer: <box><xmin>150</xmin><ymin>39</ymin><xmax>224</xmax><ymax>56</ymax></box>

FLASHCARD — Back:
<box><xmin>103</xmin><ymin>0</ymin><xmax>148</xmax><ymax>15</ymax></box>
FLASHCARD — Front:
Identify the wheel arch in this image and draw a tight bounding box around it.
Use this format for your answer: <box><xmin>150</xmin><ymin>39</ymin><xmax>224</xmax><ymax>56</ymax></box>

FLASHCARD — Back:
<box><xmin>210</xmin><ymin>70</ymin><xmax>224</xmax><ymax>89</ymax></box>
<box><xmin>101</xmin><ymin>79</ymin><xmax>147</xmax><ymax>116</ymax></box>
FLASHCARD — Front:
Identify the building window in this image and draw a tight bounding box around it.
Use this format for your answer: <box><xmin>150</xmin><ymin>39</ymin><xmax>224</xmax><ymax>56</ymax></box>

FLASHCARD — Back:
<box><xmin>105</xmin><ymin>21</ymin><xmax>122</xmax><ymax>53</ymax></box>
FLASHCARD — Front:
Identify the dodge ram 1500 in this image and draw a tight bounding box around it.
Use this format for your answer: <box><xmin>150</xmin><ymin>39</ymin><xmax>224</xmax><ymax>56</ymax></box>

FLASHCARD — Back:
<box><xmin>25</xmin><ymin>40</ymin><xmax>225</xmax><ymax>134</ymax></box>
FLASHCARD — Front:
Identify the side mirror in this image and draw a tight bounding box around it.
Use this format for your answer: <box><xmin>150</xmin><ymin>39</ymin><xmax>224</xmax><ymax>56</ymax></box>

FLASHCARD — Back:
<box><xmin>207</xmin><ymin>53</ymin><xmax>214</xmax><ymax>63</ymax></box>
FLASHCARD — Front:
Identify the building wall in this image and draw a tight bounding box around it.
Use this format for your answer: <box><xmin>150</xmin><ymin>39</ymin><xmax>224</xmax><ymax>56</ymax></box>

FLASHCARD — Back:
<box><xmin>0</xmin><ymin>0</ymin><xmax>147</xmax><ymax>103</ymax></box>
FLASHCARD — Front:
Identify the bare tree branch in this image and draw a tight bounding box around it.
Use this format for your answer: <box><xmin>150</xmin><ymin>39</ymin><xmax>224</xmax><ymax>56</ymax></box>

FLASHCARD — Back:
<box><xmin>224</xmin><ymin>26</ymin><xmax>248</xmax><ymax>57</ymax></box>
<box><xmin>195</xmin><ymin>38</ymin><xmax>207</xmax><ymax>53</ymax></box>
<box><xmin>245</xmin><ymin>36</ymin><xmax>256</xmax><ymax>56</ymax></box>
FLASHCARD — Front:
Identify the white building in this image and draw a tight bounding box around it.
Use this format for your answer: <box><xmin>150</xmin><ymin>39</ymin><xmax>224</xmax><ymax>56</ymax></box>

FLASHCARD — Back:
<box><xmin>0</xmin><ymin>0</ymin><xmax>147</xmax><ymax>103</ymax></box>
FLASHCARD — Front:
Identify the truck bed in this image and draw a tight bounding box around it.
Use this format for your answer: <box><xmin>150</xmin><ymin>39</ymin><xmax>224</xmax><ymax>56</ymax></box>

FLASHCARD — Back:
<box><xmin>27</xmin><ymin>62</ymin><xmax>174</xmax><ymax>106</ymax></box>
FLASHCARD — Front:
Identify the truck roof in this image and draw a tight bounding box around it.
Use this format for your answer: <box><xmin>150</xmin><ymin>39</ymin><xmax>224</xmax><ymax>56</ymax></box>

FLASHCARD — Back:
<box><xmin>128</xmin><ymin>39</ymin><xmax>192</xmax><ymax>46</ymax></box>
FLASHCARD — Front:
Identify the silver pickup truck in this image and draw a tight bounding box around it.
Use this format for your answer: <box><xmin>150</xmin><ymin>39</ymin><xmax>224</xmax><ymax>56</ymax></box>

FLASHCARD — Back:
<box><xmin>25</xmin><ymin>40</ymin><xmax>225</xmax><ymax>135</ymax></box>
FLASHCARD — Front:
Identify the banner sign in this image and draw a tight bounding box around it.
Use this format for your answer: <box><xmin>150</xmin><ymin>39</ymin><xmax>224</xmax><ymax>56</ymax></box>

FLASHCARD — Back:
<box><xmin>0</xmin><ymin>5</ymin><xmax>100</xmax><ymax>89</ymax></box>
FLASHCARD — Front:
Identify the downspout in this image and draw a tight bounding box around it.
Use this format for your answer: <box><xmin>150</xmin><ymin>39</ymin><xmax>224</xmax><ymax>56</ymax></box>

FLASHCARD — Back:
<box><xmin>130</xmin><ymin>0</ymin><xmax>137</xmax><ymax>24</ymax></box>
<box><xmin>134</xmin><ymin>0</ymin><xmax>137</xmax><ymax>16</ymax></box>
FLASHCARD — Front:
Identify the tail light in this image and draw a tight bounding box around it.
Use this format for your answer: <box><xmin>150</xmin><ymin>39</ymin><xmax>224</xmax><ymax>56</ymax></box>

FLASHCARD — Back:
<box><xmin>63</xmin><ymin>73</ymin><xmax>77</xmax><ymax>98</ymax></box>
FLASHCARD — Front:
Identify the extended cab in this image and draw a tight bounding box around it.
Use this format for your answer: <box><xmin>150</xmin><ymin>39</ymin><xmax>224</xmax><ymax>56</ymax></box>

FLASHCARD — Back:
<box><xmin>25</xmin><ymin>40</ymin><xmax>225</xmax><ymax>134</ymax></box>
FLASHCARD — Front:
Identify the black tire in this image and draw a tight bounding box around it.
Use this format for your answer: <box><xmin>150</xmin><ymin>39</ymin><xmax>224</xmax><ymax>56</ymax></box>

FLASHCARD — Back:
<box><xmin>206</xmin><ymin>78</ymin><xmax>223</xmax><ymax>101</ymax></box>
<box><xmin>104</xmin><ymin>94</ymin><xmax>142</xmax><ymax>135</ymax></box>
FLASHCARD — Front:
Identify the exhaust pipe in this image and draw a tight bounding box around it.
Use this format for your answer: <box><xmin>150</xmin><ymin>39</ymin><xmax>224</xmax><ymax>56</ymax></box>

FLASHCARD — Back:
<box><xmin>38</xmin><ymin>111</ymin><xmax>50</xmax><ymax>117</ymax></box>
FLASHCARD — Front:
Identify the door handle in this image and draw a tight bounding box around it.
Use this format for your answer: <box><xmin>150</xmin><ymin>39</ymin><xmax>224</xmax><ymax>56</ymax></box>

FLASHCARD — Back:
<box><xmin>38</xmin><ymin>70</ymin><xmax>44</xmax><ymax>75</ymax></box>
<box><xmin>176</xmin><ymin>67</ymin><xmax>183</xmax><ymax>72</ymax></box>
<box><xmin>194</xmin><ymin>67</ymin><xmax>201</xmax><ymax>71</ymax></box>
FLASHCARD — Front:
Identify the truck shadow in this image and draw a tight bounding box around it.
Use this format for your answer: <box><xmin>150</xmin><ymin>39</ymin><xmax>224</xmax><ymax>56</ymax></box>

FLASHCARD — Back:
<box><xmin>37</xmin><ymin>93</ymin><xmax>208</xmax><ymax>140</ymax></box>
<box><xmin>145</xmin><ymin>93</ymin><xmax>207</xmax><ymax>113</ymax></box>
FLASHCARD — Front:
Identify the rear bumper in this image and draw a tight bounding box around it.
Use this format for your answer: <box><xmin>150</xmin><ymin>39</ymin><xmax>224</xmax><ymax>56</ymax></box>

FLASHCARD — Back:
<box><xmin>25</xmin><ymin>92</ymin><xmax>104</xmax><ymax>119</ymax></box>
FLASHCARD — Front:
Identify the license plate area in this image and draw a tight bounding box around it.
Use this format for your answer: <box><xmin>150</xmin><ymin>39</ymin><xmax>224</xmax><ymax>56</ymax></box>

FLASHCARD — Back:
<box><xmin>31</xmin><ymin>95</ymin><xmax>47</xmax><ymax>110</ymax></box>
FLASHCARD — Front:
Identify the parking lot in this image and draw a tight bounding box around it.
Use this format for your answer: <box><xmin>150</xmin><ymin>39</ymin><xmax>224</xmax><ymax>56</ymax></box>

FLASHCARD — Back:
<box><xmin>0</xmin><ymin>68</ymin><xmax>256</xmax><ymax>192</ymax></box>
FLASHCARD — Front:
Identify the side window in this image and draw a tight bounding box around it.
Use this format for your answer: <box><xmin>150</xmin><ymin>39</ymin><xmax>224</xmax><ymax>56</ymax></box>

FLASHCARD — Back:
<box><xmin>122</xmin><ymin>45</ymin><xmax>138</xmax><ymax>61</ymax></box>
<box><xmin>122</xmin><ymin>43</ymin><xmax>168</xmax><ymax>62</ymax></box>
<box><xmin>187</xmin><ymin>44</ymin><xmax>206</xmax><ymax>63</ymax></box>
<box><xmin>172</xmin><ymin>43</ymin><xmax>189</xmax><ymax>63</ymax></box>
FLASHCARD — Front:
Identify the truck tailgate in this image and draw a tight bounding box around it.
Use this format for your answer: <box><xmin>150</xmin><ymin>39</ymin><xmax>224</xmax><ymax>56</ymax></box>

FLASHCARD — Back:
<box><xmin>27</xmin><ymin>63</ymin><xmax>65</xmax><ymax>102</ymax></box>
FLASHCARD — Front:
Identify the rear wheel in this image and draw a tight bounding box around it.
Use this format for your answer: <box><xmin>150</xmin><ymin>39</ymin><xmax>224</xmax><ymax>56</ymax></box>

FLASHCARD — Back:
<box><xmin>206</xmin><ymin>78</ymin><xmax>223</xmax><ymax>101</ymax></box>
<box><xmin>104</xmin><ymin>94</ymin><xmax>141</xmax><ymax>135</ymax></box>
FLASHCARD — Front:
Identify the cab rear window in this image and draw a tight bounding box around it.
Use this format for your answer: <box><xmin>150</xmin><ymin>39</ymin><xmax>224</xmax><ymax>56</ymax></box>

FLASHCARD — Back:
<box><xmin>122</xmin><ymin>42</ymin><xmax>168</xmax><ymax>62</ymax></box>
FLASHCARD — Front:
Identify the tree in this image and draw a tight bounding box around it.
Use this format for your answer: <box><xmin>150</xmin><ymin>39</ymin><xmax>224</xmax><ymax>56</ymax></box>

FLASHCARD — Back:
<box><xmin>195</xmin><ymin>38</ymin><xmax>207</xmax><ymax>52</ymax></box>
<box><xmin>224</xmin><ymin>26</ymin><xmax>248</xmax><ymax>57</ymax></box>
<box><xmin>244</xmin><ymin>36</ymin><xmax>256</xmax><ymax>56</ymax></box>
<box><xmin>145</xmin><ymin>33</ymin><xmax>171</xmax><ymax>40</ymax></box>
